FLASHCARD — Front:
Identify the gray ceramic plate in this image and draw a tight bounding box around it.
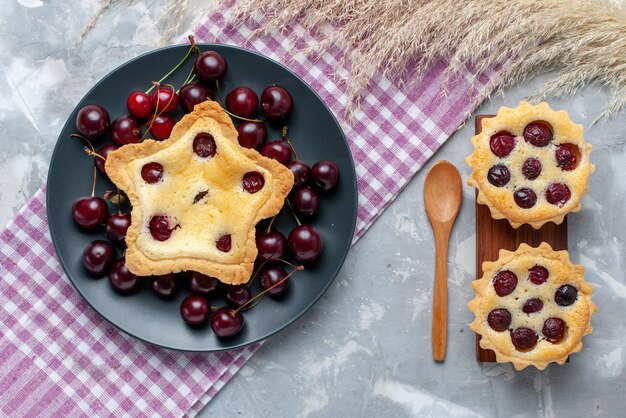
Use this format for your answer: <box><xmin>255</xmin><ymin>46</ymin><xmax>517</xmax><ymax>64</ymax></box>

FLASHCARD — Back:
<box><xmin>47</xmin><ymin>44</ymin><xmax>357</xmax><ymax>351</ymax></box>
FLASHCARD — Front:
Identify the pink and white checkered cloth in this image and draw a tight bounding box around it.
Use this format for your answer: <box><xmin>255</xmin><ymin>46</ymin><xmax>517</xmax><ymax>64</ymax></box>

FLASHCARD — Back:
<box><xmin>0</xmin><ymin>5</ymin><xmax>496</xmax><ymax>418</ymax></box>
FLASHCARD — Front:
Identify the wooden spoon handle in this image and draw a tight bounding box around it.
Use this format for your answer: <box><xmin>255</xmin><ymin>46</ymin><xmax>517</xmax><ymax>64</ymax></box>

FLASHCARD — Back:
<box><xmin>432</xmin><ymin>228</ymin><xmax>449</xmax><ymax>362</ymax></box>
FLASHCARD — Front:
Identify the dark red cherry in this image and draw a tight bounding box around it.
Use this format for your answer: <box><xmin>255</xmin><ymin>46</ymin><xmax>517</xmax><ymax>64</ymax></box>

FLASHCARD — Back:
<box><xmin>311</xmin><ymin>160</ymin><xmax>340</xmax><ymax>192</ymax></box>
<box><xmin>194</xmin><ymin>51</ymin><xmax>228</xmax><ymax>83</ymax></box>
<box><xmin>109</xmin><ymin>257</ymin><xmax>140</xmax><ymax>294</ymax></box>
<box><xmin>487</xmin><ymin>308</ymin><xmax>511</xmax><ymax>332</ymax></box>
<box><xmin>528</xmin><ymin>265</ymin><xmax>549</xmax><ymax>285</ymax></box>
<box><xmin>292</xmin><ymin>186</ymin><xmax>320</xmax><ymax>217</ymax></box>
<box><xmin>493</xmin><ymin>270</ymin><xmax>517</xmax><ymax>297</ymax></box>
<box><xmin>242</xmin><ymin>171</ymin><xmax>265</xmax><ymax>193</ymax></box>
<box><xmin>151</xmin><ymin>87</ymin><xmax>179</xmax><ymax>113</ymax></box>
<box><xmin>141</xmin><ymin>162</ymin><xmax>164</xmax><ymax>184</ymax></box>
<box><xmin>522</xmin><ymin>157</ymin><xmax>542</xmax><ymax>180</ymax></box>
<box><xmin>76</xmin><ymin>104</ymin><xmax>110</xmax><ymax>140</ymax></box>
<box><xmin>72</xmin><ymin>197</ymin><xmax>108</xmax><ymax>230</ymax></box>
<box><xmin>179</xmin><ymin>82</ymin><xmax>211</xmax><ymax>113</ymax></box>
<box><xmin>487</xmin><ymin>164</ymin><xmax>511</xmax><ymax>187</ymax></box>
<box><xmin>543</xmin><ymin>318</ymin><xmax>566</xmax><ymax>343</ymax></box>
<box><xmin>236</xmin><ymin>122</ymin><xmax>266</xmax><ymax>150</ymax></box>
<box><xmin>256</xmin><ymin>229</ymin><xmax>287</xmax><ymax>261</ymax></box>
<box><xmin>260</xmin><ymin>266</ymin><xmax>289</xmax><ymax>297</ymax></box>
<box><xmin>105</xmin><ymin>213</ymin><xmax>131</xmax><ymax>244</ymax></box>
<box><xmin>288</xmin><ymin>224</ymin><xmax>323</xmax><ymax>264</ymax></box>
<box><xmin>511</xmin><ymin>327</ymin><xmax>538</xmax><ymax>350</ymax></box>
<box><xmin>224</xmin><ymin>284</ymin><xmax>251</xmax><ymax>308</ymax></box>
<box><xmin>522</xmin><ymin>298</ymin><xmax>544</xmax><ymax>314</ymax></box>
<box><xmin>489</xmin><ymin>131</ymin><xmax>516</xmax><ymax>157</ymax></box>
<box><xmin>513</xmin><ymin>188</ymin><xmax>537</xmax><ymax>209</ymax></box>
<box><xmin>261</xmin><ymin>141</ymin><xmax>291</xmax><ymax>165</ymax></box>
<box><xmin>211</xmin><ymin>307</ymin><xmax>244</xmax><ymax>338</ymax></box>
<box><xmin>95</xmin><ymin>144</ymin><xmax>119</xmax><ymax>176</ymax></box>
<box><xmin>260</xmin><ymin>85</ymin><xmax>293</xmax><ymax>121</ymax></box>
<box><xmin>287</xmin><ymin>160</ymin><xmax>310</xmax><ymax>188</ymax></box>
<box><xmin>149</xmin><ymin>114</ymin><xmax>175</xmax><ymax>140</ymax></box>
<box><xmin>152</xmin><ymin>273</ymin><xmax>178</xmax><ymax>300</ymax></box>
<box><xmin>193</xmin><ymin>133</ymin><xmax>217</xmax><ymax>158</ymax></box>
<box><xmin>111</xmin><ymin>115</ymin><xmax>142</xmax><ymax>145</ymax></box>
<box><xmin>555</xmin><ymin>144</ymin><xmax>579</xmax><ymax>171</ymax></box>
<box><xmin>149</xmin><ymin>215</ymin><xmax>177</xmax><ymax>241</ymax></box>
<box><xmin>226</xmin><ymin>86</ymin><xmax>259</xmax><ymax>118</ymax></box>
<box><xmin>180</xmin><ymin>295</ymin><xmax>210</xmax><ymax>326</ymax></box>
<box><xmin>546</xmin><ymin>183</ymin><xmax>571</xmax><ymax>207</ymax></box>
<box><xmin>189</xmin><ymin>272</ymin><xmax>222</xmax><ymax>297</ymax></box>
<box><xmin>524</xmin><ymin>121</ymin><xmax>553</xmax><ymax>147</ymax></box>
<box><xmin>127</xmin><ymin>91</ymin><xmax>154</xmax><ymax>120</ymax></box>
<box><xmin>555</xmin><ymin>285</ymin><xmax>578</xmax><ymax>306</ymax></box>
<box><xmin>82</xmin><ymin>240</ymin><xmax>115</xmax><ymax>277</ymax></box>
<box><xmin>216</xmin><ymin>234</ymin><xmax>232</xmax><ymax>252</ymax></box>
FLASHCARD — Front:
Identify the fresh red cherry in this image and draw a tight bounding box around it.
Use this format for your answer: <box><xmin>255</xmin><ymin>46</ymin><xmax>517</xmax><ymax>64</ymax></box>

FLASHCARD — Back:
<box><xmin>546</xmin><ymin>183</ymin><xmax>571</xmax><ymax>207</ymax></box>
<box><xmin>261</xmin><ymin>141</ymin><xmax>291</xmax><ymax>165</ymax></box>
<box><xmin>152</xmin><ymin>273</ymin><xmax>178</xmax><ymax>300</ymax></box>
<box><xmin>105</xmin><ymin>213</ymin><xmax>131</xmax><ymax>244</ymax></box>
<box><xmin>151</xmin><ymin>87</ymin><xmax>179</xmax><ymax>113</ymax></box>
<box><xmin>242</xmin><ymin>171</ymin><xmax>265</xmax><ymax>193</ymax></box>
<box><xmin>522</xmin><ymin>158</ymin><xmax>542</xmax><ymax>180</ymax></box>
<box><xmin>149</xmin><ymin>215</ymin><xmax>177</xmax><ymax>241</ymax></box>
<box><xmin>194</xmin><ymin>51</ymin><xmax>228</xmax><ymax>82</ymax></box>
<box><xmin>261</xmin><ymin>85</ymin><xmax>293</xmax><ymax>121</ymax></box>
<box><xmin>127</xmin><ymin>91</ymin><xmax>154</xmax><ymax>120</ymax></box>
<box><xmin>543</xmin><ymin>318</ymin><xmax>566</xmax><ymax>343</ymax></box>
<box><xmin>211</xmin><ymin>307</ymin><xmax>244</xmax><ymax>338</ymax></box>
<box><xmin>72</xmin><ymin>197</ymin><xmax>108</xmax><ymax>230</ymax></box>
<box><xmin>487</xmin><ymin>308</ymin><xmax>511</xmax><ymax>332</ymax></box>
<box><xmin>256</xmin><ymin>229</ymin><xmax>287</xmax><ymax>261</ymax></box>
<box><xmin>489</xmin><ymin>131</ymin><xmax>516</xmax><ymax>157</ymax></box>
<box><xmin>513</xmin><ymin>188</ymin><xmax>537</xmax><ymax>209</ymax></box>
<box><xmin>287</xmin><ymin>160</ymin><xmax>310</xmax><ymax>188</ymax></box>
<box><xmin>311</xmin><ymin>160</ymin><xmax>340</xmax><ymax>192</ymax></box>
<box><xmin>149</xmin><ymin>114</ymin><xmax>175</xmax><ymax>140</ymax></box>
<box><xmin>522</xmin><ymin>298</ymin><xmax>543</xmax><ymax>314</ymax></box>
<box><xmin>236</xmin><ymin>122</ymin><xmax>266</xmax><ymax>150</ymax></box>
<box><xmin>111</xmin><ymin>115</ymin><xmax>142</xmax><ymax>145</ymax></box>
<box><xmin>226</xmin><ymin>86</ymin><xmax>259</xmax><ymax>118</ymax></box>
<box><xmin>511</xmin><ymin>327</ymin><xmax>538</xmax><ymax>350</ymax></box>
<box><xmin>216</xmin><ymin>234</ymin><xmax>232</xmax><ymax>252</ymax></box>
<box><xmin>76</xmin><ymin>104</ymin><xmax>110</xmax><ymax>140</ymax></box>
<box><xmin>555</xmin><ymin>144</ymin><xmax>579</xmax><ymax>170</ymax></box>
<box><xmin>487</xmin><ymin>164</ymin><xmax>511</xmax><ymax>187</ymax></box>
<box><xmin>109</xmin><ymin>257</ymin><xmax>140</xmax><ymax>294</ymax></box>
<box><xmin>95</xmin><ymin>144</ymin><xmax>119</xmax><ymax>176</ymax></box>
<box><xmin>193</xmin><ymin>133</ymin><xmax>217</xmax><ymax>158</ymax></box>
<box><xmin>180</xmin><ymin>295</ymin><xmax>211</xmax><ymax>326</ymax></box>
<box><xmin>493</xmin><ymin>270</ymin><xmax>517</xmax><ymax>297</ymax></box>
<box><xmin>260</xmin><ymin>266</ymin><xmax>289</xmax><ymax>297</ymax></box>
<box><xmin>524</xmin><ymin>121</ymin><xmax>553</xmax><ymax>147</ymax></box>
<box><xmin>82</xmin><ymin>240</ymin><xmax>115</xmax><ymax>277</ymax></box>
<box><xmin>224</xmin><ymin>284</ymin><xmax>251</xmax><ymax>308</ymax></box>
<box><xmin>141</xmin><ymin>162</ymin><xmax>164</xmax><ymax>184</ymax></box>
<box><xmin>555</xmin><ymin>285</ymin><xmax>578</xmax><ymax>306</ymax></box>
<box><xmin>179</xmin><ymin>82</ymin><xmax>211</xmax><ymax>113</ymax></box>
<box><xmin>528</xmin><ymin>265</ymin><xmax>549</xmax><ymax>285</ymax></box>
<box><xmin>288</xmin><ymin>224</ymin><xmax>323</xmax><ymax>264</ymax></box>
<box><xmin>189</xmin><ymin>272</ymin><xmax>222</xmax><ymax>297</ymax></box>
<box><xmin>292</xmin><ymin>186</ymin><xmax>320</xmax><ymax>217</ymax></box>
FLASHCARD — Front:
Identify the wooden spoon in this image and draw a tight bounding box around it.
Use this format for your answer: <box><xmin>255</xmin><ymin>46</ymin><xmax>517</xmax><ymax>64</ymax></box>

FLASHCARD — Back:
<box><xmin>423</xmin><ymin>160</ymin><xmax>462</xmax><ymax>362</ymax></box>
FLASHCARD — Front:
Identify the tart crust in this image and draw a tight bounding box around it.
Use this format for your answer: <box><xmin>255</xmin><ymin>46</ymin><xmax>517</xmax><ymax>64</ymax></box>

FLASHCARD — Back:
<box><xmin>466</xmin><ymin>101</ymin><xmax>594</xmax><ymax>229</ymax></box>
<box><xmin>468</xmin><ymin>242</ymin><xmax>596</xmax><ymax>370</ymax></box>
<box><xmin>105</xmin><ymin>100</ymin><xmax>294</xmax><ymax>284</ymax></box>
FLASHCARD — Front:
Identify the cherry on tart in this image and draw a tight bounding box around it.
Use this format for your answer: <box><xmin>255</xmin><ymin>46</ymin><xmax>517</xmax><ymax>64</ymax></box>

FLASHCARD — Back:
<box><xmin>211</xmin><ymin>307</ymin><xmax>244</xmax><ymax>338</ymax></box>
<box><xmin>468</xmin><ymin>242</ymin><xmax>596</xmax><ymax>370</ymax></box>
<box><xmin>82</xmin><ymin>240</ymin><xmax>115</xmax><ymax>277</ymax></box>
<box><xmin>466</xmin><ymin>101</ymin><xmax>594</xmax><ymax>229</ymax></box>
<box><xmin>76</xmin><ymin>104</ymin><xmax>110</xmax><ymax>140</ymax></box>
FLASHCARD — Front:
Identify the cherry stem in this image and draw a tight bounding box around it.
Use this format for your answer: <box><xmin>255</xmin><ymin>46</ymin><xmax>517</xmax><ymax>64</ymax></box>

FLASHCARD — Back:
<box><xmin>178</xmin><ymin>47</ymin><xmax>200</xmax><ymax>92</ymax></box>
<box><xmin>117</xmin><ymin>188</ymin><xmax>121</xmax><ymax>215</ymax></box>
<box><xmin>265</xmin><ymin>215</ymin><xmax>277</xmax><ymax>234</ymax></box>
<box><xmin>90</xmin><ymin>166</ymin><xmax>97</xmax><ymax>197</ymax></box>
<box><xmin>282</xmin><ymin>126</ymin><xmax>298</xmax><ymax>160</ymax></box>
<box><xmin>71</xmin><ymin>133</ymin><xmax>98</xmax><ymax>197</ymax></box>
<box><xmin>215</xmin><ymin>79</ymin><xmax>222</xmax><ymax>102</ymax></box>
<box><xmin>145</xmin><ymin>35</ymin><xmax>197</xmax><ymax>94</ymax></box>
<box><xmin>235</xmin><ymin>263</ymin><xmax>304</xmax><ymax>314</ymax></box>
<box><xmin>285</xmin><ymin>199</ymin><xmax>301</xmax><ymax>226</ymax></box>
<box><xmin>222</xmin><ymin>108</ymin><xmax>264</xmax><ymax>123</ymax></box>
<box><xmin>84</xmin><ymin>148</ymin><xmax>106</xmax><ymax>161</ymax></box>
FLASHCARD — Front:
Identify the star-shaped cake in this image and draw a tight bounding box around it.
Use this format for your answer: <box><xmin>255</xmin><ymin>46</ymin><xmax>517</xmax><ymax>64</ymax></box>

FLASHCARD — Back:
<box><xmin>105</xmin><ymin>101</ymin><xmax>294</xmax><ymax>284</ymax></box>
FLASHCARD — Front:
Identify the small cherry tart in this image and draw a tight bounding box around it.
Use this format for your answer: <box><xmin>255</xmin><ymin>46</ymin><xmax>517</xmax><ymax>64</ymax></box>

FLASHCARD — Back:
<box><xmin>466</xmin><ymin>101</ymin><xmax>594</xmax><ymax>229</ymax></box>
<box><xmin>468</xmin><ymin>242</ymin><xmax>596</xmax><ymax>370</ymax></box>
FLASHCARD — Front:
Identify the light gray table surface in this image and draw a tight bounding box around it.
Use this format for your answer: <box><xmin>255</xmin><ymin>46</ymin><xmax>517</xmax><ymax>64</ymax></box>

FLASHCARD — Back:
<box><xmin>1</xmin><ymin>1</ymin><xmax>624</xmax><ymax>417</ymax></box>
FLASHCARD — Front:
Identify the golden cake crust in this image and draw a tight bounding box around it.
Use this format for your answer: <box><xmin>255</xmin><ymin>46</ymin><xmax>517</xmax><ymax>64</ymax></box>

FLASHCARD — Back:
<box><xmin>467</xmin><ymin>242</ymin><xmax>596</xmax><ymax>370</ymax></box>
<box><xmin>105</xmin><ymin>101</ymin><xmax>294</xmax><ymax>284</ymax></box>
<box><xmin>466</xmin><ymin>101</ymin><xmax>594</xmax><ymax>229</ymax></box>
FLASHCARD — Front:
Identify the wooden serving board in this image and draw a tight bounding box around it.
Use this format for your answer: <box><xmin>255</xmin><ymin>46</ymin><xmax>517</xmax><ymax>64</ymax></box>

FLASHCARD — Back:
<box><xmin>474</xmin><ymin>115</ymin><xmax>568</xmax><ymax>362</ymax></box>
